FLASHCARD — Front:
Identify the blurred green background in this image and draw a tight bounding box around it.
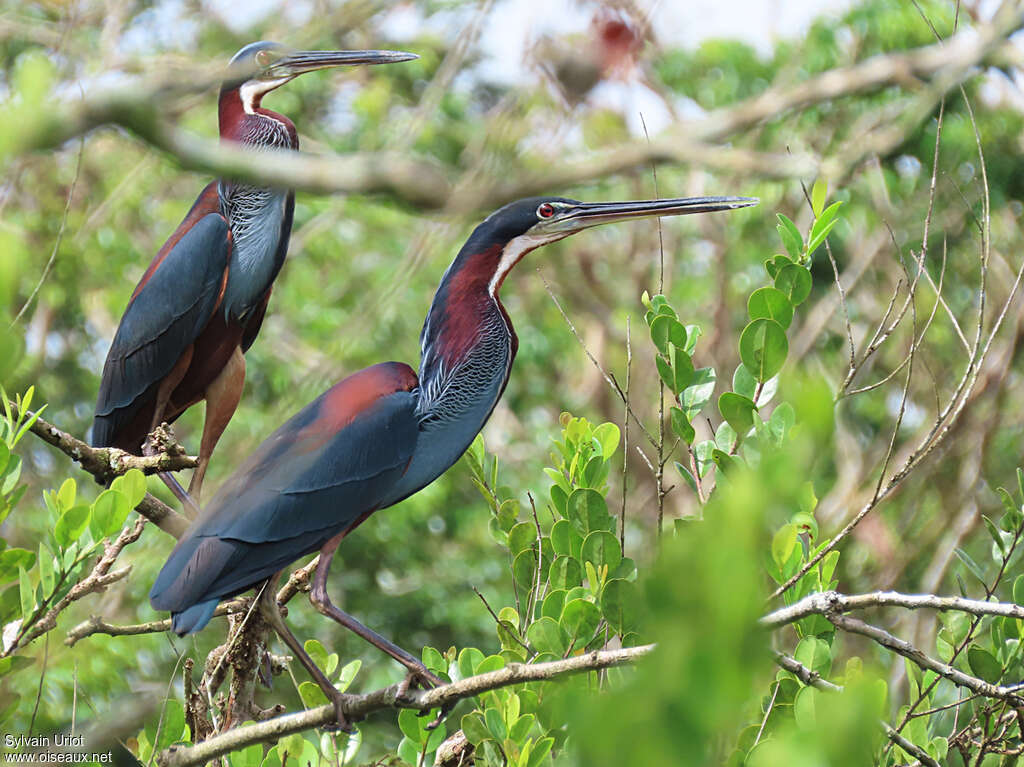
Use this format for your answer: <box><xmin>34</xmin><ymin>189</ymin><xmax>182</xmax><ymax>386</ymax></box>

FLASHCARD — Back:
<box><xmin>3</xmin><ymin>0</ymin><xmax>1024</xmax><ymax>763</ymax></box>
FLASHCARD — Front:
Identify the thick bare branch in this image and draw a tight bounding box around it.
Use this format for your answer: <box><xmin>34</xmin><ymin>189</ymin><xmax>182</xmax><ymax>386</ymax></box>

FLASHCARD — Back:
<box><xmin>762</xmin><ymin>590</ymin><xmax>1024</xmax><ymax>629</ymax></box>
<box><xmin>828</xmin><ymin>613</ymin><xmax>1023</xmax><ymax>703</ymax></box>
<box><xmin>9</xmin><ymin>12</ymin><xmax>1021</xmax><ymax>213</ymax></box>
<box><xmin>159</xmin><ymin>644</ymin><xmax>654</xmax><ymax>767</ymax></box>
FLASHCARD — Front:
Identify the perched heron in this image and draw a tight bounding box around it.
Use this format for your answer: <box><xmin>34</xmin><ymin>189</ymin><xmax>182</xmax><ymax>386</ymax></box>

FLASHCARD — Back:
<box><xmin>150</xmin><ymin>193</ymin><xmax>758</xmax><ymax>728</ymax></box>
<box><xmin>92</xmin><ymin>42</ymin><xmax>417</xmax><ymax>505</ymax></box>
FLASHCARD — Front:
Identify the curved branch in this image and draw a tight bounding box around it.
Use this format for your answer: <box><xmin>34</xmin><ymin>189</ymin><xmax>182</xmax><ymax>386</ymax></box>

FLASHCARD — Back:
<box><xmin>65</xmin><ymin>598</ymin><xmax>251</xmax><ymax>647</ymax></box>
<box><xmin>158</xmin><ymin>644</ymin><xmax>654</xmax><ymax>767</ymax></box>
<box><xmin>9</xmin><ymin>12</ymin><xmax>1021</xmax><ymax>212</ymax></box>
<box><xmin>761</xmin><ymin>590</ymin><xmax>1024</xmax><ymax>629</ymax></box>
<box><xmin>829</xmin><ymin>613</ymin><xmax>1023</xmax><ymax>703</ymax></box>
<box><xmin>8</xmin><ymin>402</ymin><xmax>189</xmax><ymax>538</ymax></box>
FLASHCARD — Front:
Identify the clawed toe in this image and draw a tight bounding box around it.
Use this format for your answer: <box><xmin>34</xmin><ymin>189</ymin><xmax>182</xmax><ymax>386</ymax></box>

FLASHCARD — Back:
<box><xmin>323</xmin><ymin>693</ymin><xmax>354</xmax><ymax>734</ymax></box>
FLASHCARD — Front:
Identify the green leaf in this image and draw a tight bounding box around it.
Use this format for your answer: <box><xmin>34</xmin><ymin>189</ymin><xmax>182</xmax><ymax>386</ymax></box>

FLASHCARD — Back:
<box><xmin>561</xmin><ymin>598</ymin><xmax>601</xmax><ymax>642</ymax></box>
<box><xmin>675</xmin><ymin>461</ymin><xmax>697</xmax><ymax>494</ymax></box>
<box><xmin>399</xmin><ymin>707</ymin><xmax>426</xmax><ymax>743</ymax></box>
<box><xmin>37</xmin><ymin>543</ymin><xmax>54</xmax><ymax>596</ymax></box>
<box><xmin>549</xmin><ymin>556</ymin><xmax>582</xmax><ymax>590</ymax></box>
<box><xmin>54</xmin><ymin>504</ymin><xmax>91</xmax><ymax>548</ymax></box>
<box><xmin>0</xmin><ymin>548</ymin><xmax>35</xmax><ymax>584</ymax></box>
<box><xmin>967</xmin><ymin>645</ymin><xmax>1002</xmax><ymax>683</ymax></box>
<box><xmin>484</xmin><ymin>707</ymin><xmax>507</xmax><ymax>741</ymax></box>
<box><xmin>811</xmin><ymin>179</ymin><xmax>827</xmax><ymax>217</ymax></box>
<box><xmin>527</xmin><ymin>617</ymin><xmax>566</xmax><ymax>655</ymax></box>
<box><xmin>512</xmin><ymin>549</ymin><xmax>539</xmax><ymax>591</ymax></box>
<box><xmin>680</xmin><ymin>367</ymin><xmax>716</xmax><ymax>421</ymax></box>
<box><xmin>155</xmin><ymin>700</ymin><xmax>186</xmax><ymax>750</ymax></box>
<box><xmin>669</xmin><ymin>407</ymin><xmax>695</xmax><ymax>445</ymax></box>
<box><xmin>542</xmin><ymin>590</ymin><xmax>567</xmax><ymax>620</ymax></box>
<box><xmin>649</xmin><ymin>315</ymin><xmax>687</xmax><ymax>355</ymax></box>
<box><xmin>739</xmin><ymin>319</ymin><xmax>788</xmax><ymax>381</ymax></box>
<box><xmin>748</xmin><ymin>286</ymin><xmax>794</xmax><ymax>330</ymax></box>
<box><xmin>475</xmin><ymin>655</ymin><xmax>505</xmax><ymax>675</ymax></box>
<box><xmin>731</xmin><ymin>363</ymin><xmax>756</xmax><ymax>400</ymax></box>
<box><xmin>336</xmin><ymin>658</ymin><xmax>360</xmax><ymax>692</ymax></box>
<box><xmin>508</xmin><ymin>713</ymin><xmax>535</xmax><ymax>744</ymax></box>
<box><xmin>600</xmin><ymin>578</ymin><xmax>637</xmax><ymax>634</ymax></box>
<box><xmin>110</xmin><ymin>468</ymin><xmax>148</xmax><ymax>507</ymax></box>
<box><xmin>528</xmin><ymin>737</ymin><xmax>554</xmax><ymax>767</ymax></box>
<box><xmin>794</xmin><ymin>636</ymin><xmax>832</xmax><ymax>676</ymax></box>
<box><xmin>764</xmin><ymin>254</ymin><xmax>792</xmax><ymax>279</ymax></box>
<box><xmin>550</xmin><ymin>519</ymin><xmax>578</xmax><ymax>557</ymax></box>
<box><xmin>954</xmin><ymin>547</ymin><xmax>987</xmax><ymax>586</ymax></box>
<box><xmin>91</xmin><ymin>489</ymin><xmax>131</xmax><ymax>538</ymax></box>
<box><xmin>507</xmin><ymin>522</ymin><xmax>537</xmax><ymax>555</ymax></box>
<box><xmin>298</xmin><ymin>680</ymin><xmax>328</xmax><ymax>708</ymax></box>
<box><xmin>18</xmin><ymin>566</ymin><xmax>34</xmax><ymax>618</ymax></box>
<box><xmin>56</xmin><ymin>477</ymin><xmax>76</xmax><ymax>510</ymax></box>
<box><xmin>422</xmin><ymin>646</ymin><xmax>445</xmax><ymax>674</ymax></box>
<box><xmin>772</xmin><ymin>524</ymin><xmax>798</xmax><ymax>569</ymax></box>
<box><xmin>774</xmin><ymin>264</ymin><xmax>812</xmax><ymax>305</ymax></box>
<box><xmin>776</xmin><ymin>213</ymin><xmax>803</xmax><ymax>258</ymax></box>
<box><xmin>694</xmin><ymin>440</ymin><xmax>715</xmax><ymax>478</ymax></box>
<box><xmin>592</xmin><ymin>423</ymin><xmax>620</xmax><ymax>459</ymax></box>
<box><xmin>457</xmin><ymin>648</ymin><xmax>484</xmax><ymax>681</ymax></box>
<box><xmin>566</xmin><ymin>489</ymin><xmax>612</xmax><ymax>537</ymax></box>
<box><xmin>718</xmin><ymin>393</ymin><xmax>757</xmax><ymax>436</ymax></box>
<box><xmin>983</xmin><ymin>515</ymin><xmax>1008</xmax><ymax>557</ymax></box>
<box><xmin>581</xmin><ymin>531</ymin><xmax>622</xmax><ymax>573</ymax></box>
<box><xmin>768</xmin><ymin>402</ymin><xmax>796</xmax><ymax>444</ymax></box>
<box><xmin>0</xmin><ymin>442</ymin><xmax>9</xmax><ymax>476</ymax></box>
<box><xmin>462</xmin><ymin>712</ymin><xmax>490</xmax><ymax>744</ymax></box>
<box><xmin>1013</xmin><ymin>575</ymin><xmax>1024</xmax><ymax>606</ymax></box>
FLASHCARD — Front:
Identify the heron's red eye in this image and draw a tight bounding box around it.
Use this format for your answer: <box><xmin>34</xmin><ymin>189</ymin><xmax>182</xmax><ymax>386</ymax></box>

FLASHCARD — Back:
<box><xmin>537</xmin><ymin>203</ymin><xmax>555</xmax><ymax>219</ymax></box>
<box><xmin>256</xmin><ymin>50</ymin><xmax>273</xmax><ymax>67</ymax></box>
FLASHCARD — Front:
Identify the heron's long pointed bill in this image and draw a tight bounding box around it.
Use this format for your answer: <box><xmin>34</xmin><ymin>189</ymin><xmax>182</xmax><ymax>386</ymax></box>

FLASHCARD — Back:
<box><xmin>274</xmin><ymin>49</ymin><xmax>418</xmax><ymax>77</ymax></box>
<box><xmin>541</xmin><ymin>196</ymin><xmax>758</xmax><ymax>235</ymax></box>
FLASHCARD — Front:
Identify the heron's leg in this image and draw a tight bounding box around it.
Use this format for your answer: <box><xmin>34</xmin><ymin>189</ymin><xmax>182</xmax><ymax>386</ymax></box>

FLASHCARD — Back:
<box><xmin>310</xmin><ymin>533</ymin><xmax>446</xmax><ymax>689</ymax></box>
<box><xmin>143</xmin><ymin>347</ymin><xmax>200</xmax><ymax>517</ymax></box>
<box><xmin>257</xmin><ymin>577</ymin><xmax>353</xmax><ymax>732</ymax></box>
<box><xmin>189</xmin><ymin>346</ymin><xmax>245</xmax><ymax>502</ymax></box>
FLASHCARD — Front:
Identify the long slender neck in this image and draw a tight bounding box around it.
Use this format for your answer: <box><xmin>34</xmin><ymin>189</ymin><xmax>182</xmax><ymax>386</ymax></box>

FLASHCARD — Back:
<box><xmin>218</xmin><ymin>88</ymin><xmax>298</xmax><ymax>149</ymax></box>
<box><xmin>418</xmin><ymin>238</ymin><xmax>519</xmax><ymax>406</ymax></box>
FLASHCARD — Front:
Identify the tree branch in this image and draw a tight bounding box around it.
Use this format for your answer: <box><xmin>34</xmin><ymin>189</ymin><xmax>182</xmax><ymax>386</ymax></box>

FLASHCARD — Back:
<box><xmin>761</xmin><ymin>590</ymin><xmax>1024</xmax><ymax>629</ymax></box>
<box><xmin>3</xmin><ymin>517</ymin><xmax>143</xmax><ymax>657</ymax></box>
<box><xmin>64</xmin><ymin>598</ymin><xmax>250</xmax><ymax>647</ymax></box>
<box><xmin>158</xmin><ymin>644</ymin><xmax>654</xmax><ymax>767</ymax></box>
<box><xmin>9</xmin><ymin>12</ymin><xmax>1021</xmax><ymax>213</ymax></box>
<box><xmin>8</xmin><ymin>402</ymin><xmax>189</xmax><ymax>538</ymax></box>
<box><xmin>772</xmin><ymin>651</ymin><xmax>940</xmax><ymax>767</ymax></box>
<box><xmin>828</xmin><ymin>613</ymin><xmax>1024</xmax><ymax>703</ymax></box>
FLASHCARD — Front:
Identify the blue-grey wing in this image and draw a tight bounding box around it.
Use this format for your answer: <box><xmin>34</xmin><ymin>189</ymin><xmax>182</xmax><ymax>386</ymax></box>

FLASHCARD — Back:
<box><xmin>149</xmin><ymin>363</ymin><xmax>421</xmax><ymax>629</ymax></box>
<box><xmin>92</xmin><ymin>212</ymin><xmax>229</xmax><ymax>448</ymax></box>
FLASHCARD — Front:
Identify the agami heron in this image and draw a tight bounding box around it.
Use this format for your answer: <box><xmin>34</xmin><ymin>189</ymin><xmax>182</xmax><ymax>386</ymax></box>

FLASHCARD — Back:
<box><xmin>92</xmin><ymin>42</ymin><xmax>416</xmax><ymax>505</ymax></box>
<box><xmin>149</xmin><ymin>193</ymin><xmax>757</xmax><ymax>728</ymax></box>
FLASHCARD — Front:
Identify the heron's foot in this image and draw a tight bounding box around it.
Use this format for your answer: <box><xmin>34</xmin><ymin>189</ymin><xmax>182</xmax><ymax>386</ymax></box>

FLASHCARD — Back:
<box><xmin>396</xmin><ymin>665</ymin><xmax>445</xmax><ymax>702</ymax></box>
<box><xmin>396</xmin><ymin>666</ymin><xmax>452</xmax><ymax>730</ymax></box>
<box><xmin>321</xmin><ymin>690</ymin><xmax>354</xmax><ymax>734</ymax></box>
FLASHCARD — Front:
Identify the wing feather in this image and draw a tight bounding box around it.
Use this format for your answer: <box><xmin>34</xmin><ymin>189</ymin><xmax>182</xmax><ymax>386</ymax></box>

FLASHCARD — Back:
<box><xmin>92</xmin><ymin>213</ymin><xmax>230</xmax><ymax>447</ymax></box>
<box><xmin>149</xmin><ymin>364</ymin><xmax>420</xmax><ymax>630</ymax></box>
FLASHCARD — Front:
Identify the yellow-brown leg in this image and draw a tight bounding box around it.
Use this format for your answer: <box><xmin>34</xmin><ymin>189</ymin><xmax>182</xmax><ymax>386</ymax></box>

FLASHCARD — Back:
<box><xmin>188</xmin><ymin>345</ymin><xmax>245</xmax><ymax>502</ymax></box>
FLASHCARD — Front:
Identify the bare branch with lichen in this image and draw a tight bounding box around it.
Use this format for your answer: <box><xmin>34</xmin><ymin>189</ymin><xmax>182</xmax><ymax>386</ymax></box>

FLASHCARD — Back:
<box><xmin>159</xmin><ymin>645</ymin><xmax>654</xmax><ymax>767</ymax></box>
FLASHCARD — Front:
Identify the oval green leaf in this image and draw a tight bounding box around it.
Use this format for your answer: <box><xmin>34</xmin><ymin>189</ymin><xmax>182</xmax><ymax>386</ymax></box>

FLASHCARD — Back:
<box><xmin>739</xmin><ymin>318</ymin><xmax>788</xmax><ymax>382</ymax></box>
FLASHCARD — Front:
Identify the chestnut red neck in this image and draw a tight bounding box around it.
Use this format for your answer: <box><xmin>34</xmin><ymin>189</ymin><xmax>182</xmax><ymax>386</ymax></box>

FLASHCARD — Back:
<box><xmin>217</xmin><ymin>88</ymin><xmax>298</xmax><ymax>147</ymax></box>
